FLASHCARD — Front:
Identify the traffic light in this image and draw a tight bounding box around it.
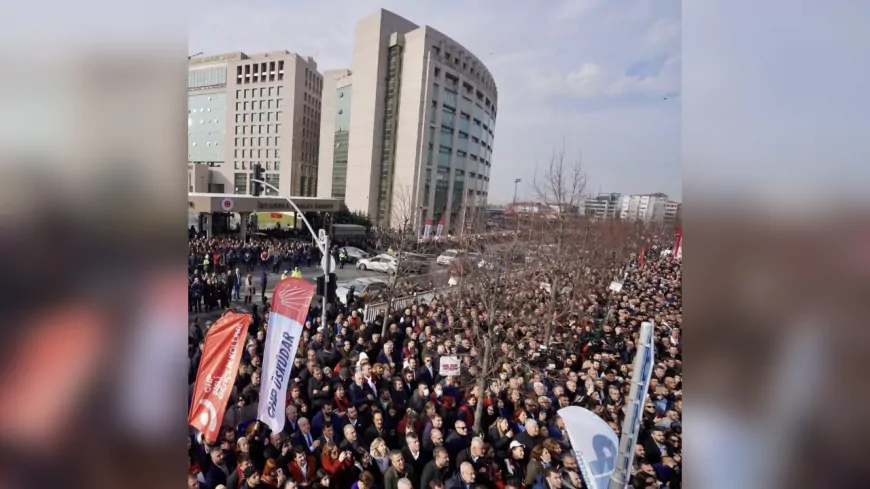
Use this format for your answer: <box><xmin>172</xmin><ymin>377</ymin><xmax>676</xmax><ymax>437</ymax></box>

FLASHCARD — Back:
<box><xmin>251</xmin><ymin>163</ymin><xmax>263</xmax><ymax>196</ymax></box>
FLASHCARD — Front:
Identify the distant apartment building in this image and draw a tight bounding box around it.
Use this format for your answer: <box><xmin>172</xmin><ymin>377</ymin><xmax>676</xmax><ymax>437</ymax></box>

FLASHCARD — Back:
<box><xmin>318</xmin><ymin>9</ymin><xmax>498</xmax><ymax>231</ymax></box>
<box><xmin>619</xmin><ymin>193</ymin><xmax>669</xmax><ymax>222</ymax></box>
<box><xmin>187</xmin><ymin>51</ymin><xmax>322</xmax><ymax>196</ymax></box>
<box><xmin>584</xmin><ymin>192</ymin><xmax>622</xmax><ymax>220</ymax></box>
<box><xmin>664</xmin><ymin>200</ymin><xmax>682</xmax><ymax>224</ymax></box>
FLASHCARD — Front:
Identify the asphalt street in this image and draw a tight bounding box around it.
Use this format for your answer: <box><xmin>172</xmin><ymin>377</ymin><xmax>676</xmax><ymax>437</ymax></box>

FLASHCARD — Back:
<box><xmin>189</xmin><ymin>256</ymin><xmax>450</xmax><ymax>321</ymax></box>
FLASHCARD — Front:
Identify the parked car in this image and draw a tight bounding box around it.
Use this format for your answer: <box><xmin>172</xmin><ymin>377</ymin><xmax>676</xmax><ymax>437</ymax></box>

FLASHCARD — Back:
<box><xmin>436</xmin><ymin>249</ymin><xmax>465</xmax><ymax>266</ymax></box>
<box><xmin>341</xmin><ymin>246</ymin><xmax>370</xmax><ymax>264</ymax></box>
<box><xmin>336</xmin><ymin>277</ymin><xmax>388</xmax><ymax>305</ymax></box>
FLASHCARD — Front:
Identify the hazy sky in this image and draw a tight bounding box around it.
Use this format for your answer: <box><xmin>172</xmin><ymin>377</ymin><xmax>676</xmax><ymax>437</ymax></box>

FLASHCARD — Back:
<box><xmin>190</xmin><ymin>0</ymin><xmax>682</xmax><ymax>204</ymax></box>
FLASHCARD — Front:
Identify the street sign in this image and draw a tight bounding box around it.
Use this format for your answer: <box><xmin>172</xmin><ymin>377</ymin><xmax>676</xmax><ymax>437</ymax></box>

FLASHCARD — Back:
<box><xmin>320</xmin><ymin>254</ymin><xmax>335</xmax><ymax>273</ymax></box>
<box><xmin>220</xmin><ymin>198</ymin><xmax>234</xmax><ymax>212</ymax></box>
<box><xmin>318</xmin><ymin>229</ymin><xmax>326</xmax><ymax>242</ymax></box>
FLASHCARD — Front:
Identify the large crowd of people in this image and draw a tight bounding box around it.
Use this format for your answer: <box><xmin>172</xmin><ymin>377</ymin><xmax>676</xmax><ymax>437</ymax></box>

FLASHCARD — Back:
<box><xmin>188</xmin><ymin>228</ymin><xmax>682</xmax><ymax>489</ymax></box>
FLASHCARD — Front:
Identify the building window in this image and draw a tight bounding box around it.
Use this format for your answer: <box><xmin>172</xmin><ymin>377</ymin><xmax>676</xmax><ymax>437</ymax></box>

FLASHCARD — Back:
<box><xmin>234</xmin><ymin>173</ymin><xmax>248</xmax><ymax>195</ymax></box>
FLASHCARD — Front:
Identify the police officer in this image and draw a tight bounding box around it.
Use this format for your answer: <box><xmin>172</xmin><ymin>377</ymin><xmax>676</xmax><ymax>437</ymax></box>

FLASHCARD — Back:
<box><xmin>281</xmin><ymin>270</ymin><xmax>288</xmax><ymax>280</ymax></box>
<box><xmin>339</xmin><ymin>248</ymin><xmax>347</xmax><ymax>269</ymax></box>
<box><xmin>291</xmin><ymin>267</ymin><xmax>302</xmax><ymax>279</ymax></box>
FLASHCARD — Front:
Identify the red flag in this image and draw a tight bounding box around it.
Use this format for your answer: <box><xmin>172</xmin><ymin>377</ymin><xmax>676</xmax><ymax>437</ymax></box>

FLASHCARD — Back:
<box><xmin>188</xmin><ymin>311</ymin><xmax>252</xmax><ymax>442</ymax></box>
<box><xmin>638</xmin><ymin>246</ymin><xmax>646</xmax><ymax>265</ymax></box>
<box><xmin>673</xmin><ymin>227</ymin><xmax>683</xmax><ymax>257</ymax></box>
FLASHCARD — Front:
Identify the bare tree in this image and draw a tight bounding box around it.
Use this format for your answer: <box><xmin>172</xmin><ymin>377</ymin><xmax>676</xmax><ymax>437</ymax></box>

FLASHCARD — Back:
<box><xmin>378</xmin><ymin>184</ymin><xmax>420</xmax><ymax>336</ymax></box>
<box><xmin>530</xmin><ymin>149</ymin><xmax>589</xmax><ymax>348</ymax></box>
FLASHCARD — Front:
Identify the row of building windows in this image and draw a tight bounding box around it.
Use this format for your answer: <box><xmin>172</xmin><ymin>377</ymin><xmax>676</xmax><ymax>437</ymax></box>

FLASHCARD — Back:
<box><xmin>236</xmin><ymin>111</ymin><xmax>283</xmax><ymax>123</ymax></box>
<box><xmin>236</xmin><ymin>99</ymin><xmax>283</xmax><ymax>111</ymax></box>
<box><xmin>234</xmin><ymin>136</ymin><xmax>281</xmax><ymax>147</ymax></box>
<box><xmin>237</xmin><ymin>87</ymin><xmax>283</xmax><ymax>99</ymax></box>
<box><xmin>234</xmin><ymin>124</ymin><xmax>282</xmax><ymax>135</ymax></box>
<box><xmin>430</xmin><ymin>44</ymin><xmax>496</xmax><ymax>104</ymax></box>
<box><xmin>236</xmin><ymin>61</ymin><xmax>284</xmax><ymax>85</ymax></box>
<box><xmin>234</xmin><ymin>149</ymin><xmax>280</xmax><ymax>159</ymax></box>
<box><xmin>233</xmin><ymin>161</ymin><xmax>280</xmax><ymax>171</ymax></box>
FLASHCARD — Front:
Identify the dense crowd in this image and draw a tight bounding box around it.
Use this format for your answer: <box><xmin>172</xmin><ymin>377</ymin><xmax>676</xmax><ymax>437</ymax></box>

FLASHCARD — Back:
<box><xmin>188</xmin><ymin>232</ymin><xmax>682</xmax><ymax>489</ymax></box>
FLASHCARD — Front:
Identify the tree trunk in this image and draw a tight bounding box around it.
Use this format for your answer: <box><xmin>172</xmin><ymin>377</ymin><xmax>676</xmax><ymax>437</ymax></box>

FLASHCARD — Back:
<box><xmin>473</xmin><ymin>333</ymin><xmax>492</xmax><ymax>434</ymax></box>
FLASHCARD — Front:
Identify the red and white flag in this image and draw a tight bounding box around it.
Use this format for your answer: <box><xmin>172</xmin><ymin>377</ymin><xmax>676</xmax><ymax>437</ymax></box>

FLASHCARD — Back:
<box><xmin>638</xmin><ymin>246</ymin><xmax>646</xmax><ymax>265</ymax></box>
<box><xmin>423</xmin><ymin>219</ymin><xmax>432</xmax><ymax>240</ymax></box>
<box><xmin>673</xmin><ymin>227</ymin><xmax>683</xmax><ymax>259</ymax></box>
<box><xmin>435</xmin><ymin>218</ymin><xmax>445</xmax><ymax>239</ymax></box>
<box><xmin>188</xmin><ymin>311</ymin><xmax>252</xmax><ymax>442</ymax></box>
<box><xmin>257</xmin><ymin>278</ymin><xmax>315</xmax><ymax>433</ymax></box>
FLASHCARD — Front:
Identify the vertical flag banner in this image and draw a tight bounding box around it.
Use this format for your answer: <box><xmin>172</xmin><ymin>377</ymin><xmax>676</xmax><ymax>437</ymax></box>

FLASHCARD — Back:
<box><xmin>611</xmin><ymin>321</ymin><xmax>655</xmax><ymax>489</ymax></box>
<box><xmin>638</xmin><ymin>246</ymin><xmax>646</xmax><ymax>266</ymax></box>
<box><xmin>258</xmin><ymin>278</ymin><xmax>315</xmax><ymax>433</ymax></box>
<box><xmin>673</xmin><ymin>227</ymin><xmax>682</xmax><ymax>259</ymax></box>
<box><xmin>435</xmin><ymin>218</ymin><xmax>445</xmax><ymax>239</ymax></box>
<box><xmin>188</xmin><ymin>311</ymin><xmax>252</xmax><ymax>442</ymax></box>
<box><xmin>423</xmin><ymin>219</ymin><xmax>432</xmax><ymax>240</ymax></box>
<box><xmin>558</xmin><ymin>405</ymin><xmax>619</xmax><ymax>489</ymax></box>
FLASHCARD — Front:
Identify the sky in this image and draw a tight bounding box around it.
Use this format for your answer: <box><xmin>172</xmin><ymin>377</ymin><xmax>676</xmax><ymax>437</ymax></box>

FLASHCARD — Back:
<box><xmin>189</xmin><ymin>0</ymin><xmax>682</xmax><ymax>204</ymax></box>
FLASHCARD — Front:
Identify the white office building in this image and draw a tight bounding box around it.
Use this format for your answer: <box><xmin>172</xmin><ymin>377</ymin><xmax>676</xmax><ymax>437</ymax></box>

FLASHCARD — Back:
<box><xmin>318</xmin><ymin>9</ymin><xmax>498</xmax><ymax>231</ymax></box>
<box><xmin>619</xmin><ymin>193</ymin><xmax>669</xmax><ymax>222</ymax></box>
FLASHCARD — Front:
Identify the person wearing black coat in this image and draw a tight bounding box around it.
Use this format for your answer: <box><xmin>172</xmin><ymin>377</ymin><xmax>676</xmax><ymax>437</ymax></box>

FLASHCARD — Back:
<box><xmin>420</xmin><ymin>446</ymin><xmax>452</xmax><ymax>489</ymax></box>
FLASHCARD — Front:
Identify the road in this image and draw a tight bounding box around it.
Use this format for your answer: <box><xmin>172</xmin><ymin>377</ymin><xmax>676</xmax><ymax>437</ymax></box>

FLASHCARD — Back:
<box><xmin>189</xmin><ymin>256</ymin><xmax>451</xmax><ymax>321</ymax></box>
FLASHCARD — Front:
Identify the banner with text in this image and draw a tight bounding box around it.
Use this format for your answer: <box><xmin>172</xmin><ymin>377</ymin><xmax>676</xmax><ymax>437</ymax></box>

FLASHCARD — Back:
<box><xmin>258</xmin><ymin>278</ymin><xmax>315</xmax><ymax>433</ymax></box>
<box><xmin>559</xmin><ymin>405</ymin><xmax>620</xmax><ymax>489</ymax></box>
<box><xmin>188</xmin><ymin>311</ymin><xmax>252</xmax><ymax>442</ymax></box>
<box><xmin>439</xmin><ymin>356</ymin><xmax>461</xmax><ymax>376</ymax></box>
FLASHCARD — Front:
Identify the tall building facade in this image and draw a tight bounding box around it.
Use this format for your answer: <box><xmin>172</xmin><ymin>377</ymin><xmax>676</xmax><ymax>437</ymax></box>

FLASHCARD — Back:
<box><xmin>585</xmin><ymin>192</ymin><xmax>622</xmax><ymax>220</ymax></box>
<box><xmin>664</xmin><ymin>200</ymin><xmax>682</xmax><ymax>225</ymax></box>
<box><xmin>619</xmin><ymin>193</ymin><xmax>669</xmax><ymax>222</ymax></box>
<box><xmin>318</xmin><ymin>9</ymin><xmax>498</xmax><ymax>231</ymax></box>
<box><xmin>188</xmin><ymin>51</ymin><xmax>322</xmax><ymax>197</ymax></box>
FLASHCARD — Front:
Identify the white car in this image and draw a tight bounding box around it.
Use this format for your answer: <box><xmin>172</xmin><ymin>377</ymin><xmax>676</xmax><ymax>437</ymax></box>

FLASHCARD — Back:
<box><xmin>357</xmin><ymin>254</ymin><xmax>398</xmax><ymax>274</ymax></box>
<box><xmin>436</xmin><ymin>249</ymin><xmax>464</xmax><ymax>266</ymax></box>
<box><xmin>336</xmin><ymin>278</ymin><xmax>388</xmax><ymax>305</ymax></box>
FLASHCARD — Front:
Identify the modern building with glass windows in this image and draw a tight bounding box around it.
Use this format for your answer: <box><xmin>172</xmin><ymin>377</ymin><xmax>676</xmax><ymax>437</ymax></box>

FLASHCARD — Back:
<box><xmin>317</xmin><ymin>9</ymin><xmax>497</xmax><ymax>232</ymax></box>
<box><xmin>188</xmin><ymin>51</ymin><xmax>322</xmax><ymax>197</ymax></box>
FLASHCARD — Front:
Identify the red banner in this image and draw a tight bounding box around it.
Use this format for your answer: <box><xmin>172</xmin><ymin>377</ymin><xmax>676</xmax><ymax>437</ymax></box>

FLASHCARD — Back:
<box><xmin>188</xmin><ymin>311</ymin><xmax>252</xmax><ymax>442</ymax></box>
<box><xmin>638</xmin><ymin>246</ymin><xmax>646</xmax><ymax>265</ymax></box>
<box><xmin>673</xmin><ymin>227</ymin><xmax>683</xmax><ymax>257</ymax></box>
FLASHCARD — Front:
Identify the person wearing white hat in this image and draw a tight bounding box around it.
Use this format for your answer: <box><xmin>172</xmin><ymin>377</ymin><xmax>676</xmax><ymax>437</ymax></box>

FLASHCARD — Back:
<box><xmin>499</xmin><ymin>440</ymin><xmax>527</xmax><ymax>482</ymax></box>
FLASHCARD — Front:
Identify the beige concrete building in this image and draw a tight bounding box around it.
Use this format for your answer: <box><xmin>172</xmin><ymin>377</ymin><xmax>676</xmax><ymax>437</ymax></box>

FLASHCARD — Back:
<box><xmin>318</xmin><ymin>9</ymin><xmax>498</xmax><ymax>232</ymax></box>
<box><xmin>619</xmin><ymin>193</ymin><xmax>670</xmax><ymax>222</ymax></box>
<box><xmin>187</xmin><ymin>51</ymin><xmax>322</xmax><ymax>197</ymax></box>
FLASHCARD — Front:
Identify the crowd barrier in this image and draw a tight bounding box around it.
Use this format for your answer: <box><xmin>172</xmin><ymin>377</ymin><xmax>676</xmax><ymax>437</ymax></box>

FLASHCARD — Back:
<box><xmin>363</xmin><ymin>286</ymin><xmax>456</xmax><ymax>322</ymax></box>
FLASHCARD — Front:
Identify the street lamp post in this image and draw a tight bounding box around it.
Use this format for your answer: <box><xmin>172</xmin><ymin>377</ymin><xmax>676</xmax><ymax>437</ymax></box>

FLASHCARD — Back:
<box><xmin>513</xmin><ymin>178</ymin><xmax>522</xmax><ymax>204</ymax></box>
<box><xmin>250</xmin><ymin>178</ymin><xmax>333</xmax><ymax>347</ymax></box>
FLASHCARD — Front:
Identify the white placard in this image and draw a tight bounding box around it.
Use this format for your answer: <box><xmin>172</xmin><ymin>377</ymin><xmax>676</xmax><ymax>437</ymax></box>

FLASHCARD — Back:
<box><xmin>439</xmin><ymin>356</ymin><xmax>461</xmax><ymax>376</ymax></box>
<box><xmin>608</xmin><ymin>281</ymin><xmax>623</xmax><ymax>293</ymax></box>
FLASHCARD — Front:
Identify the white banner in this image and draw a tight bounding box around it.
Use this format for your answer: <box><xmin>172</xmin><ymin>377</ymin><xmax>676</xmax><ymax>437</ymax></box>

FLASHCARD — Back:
<box><xmin>612</xmin><ymin>321</ymin><xmax>655</xmax><ymax>489</ymax></box>
<box><xmin>423</xmin><ymin>221</ymin><xmax>432</xmax><ymax>239</ymax></box>
<box><xmin>439</xmin><ymin>356</ymin><xmax>461</xmax><ymax>376</ymax></box>
<box><xmin>257</xmin><ymin>279</ymin><xmax>313</xmax><ymax>433</ymax></box>
<box><xmin>559</xmin><ymin>406</ymin><xmax>619</xmax><ymax>489</ymax></box>
<box><xmin>257</xmin><ymin>313</ymin><xmax>303</xmax><ymax>433</ymax></box>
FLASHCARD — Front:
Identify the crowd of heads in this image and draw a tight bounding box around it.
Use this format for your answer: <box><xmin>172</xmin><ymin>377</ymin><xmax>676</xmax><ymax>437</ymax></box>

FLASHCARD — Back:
<box><xmin>188</xmin><ymin>230</ymin><xmax>682</xmax><ymax>489</ymax></box>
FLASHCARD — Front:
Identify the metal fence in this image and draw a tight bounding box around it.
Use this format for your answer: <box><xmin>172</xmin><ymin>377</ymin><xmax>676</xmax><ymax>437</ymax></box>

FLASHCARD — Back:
<box><xmin>363</xmin><ymin>286</ymin><xmax>456</xmax><ymax>322</ymax></box>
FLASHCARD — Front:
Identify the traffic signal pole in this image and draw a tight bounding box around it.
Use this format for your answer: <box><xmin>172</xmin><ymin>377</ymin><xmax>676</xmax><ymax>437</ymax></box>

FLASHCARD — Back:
<box><xmin>249</xmin><ymin>176</ymin><xmax>333</xmax><ymax>348</ymax></box>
